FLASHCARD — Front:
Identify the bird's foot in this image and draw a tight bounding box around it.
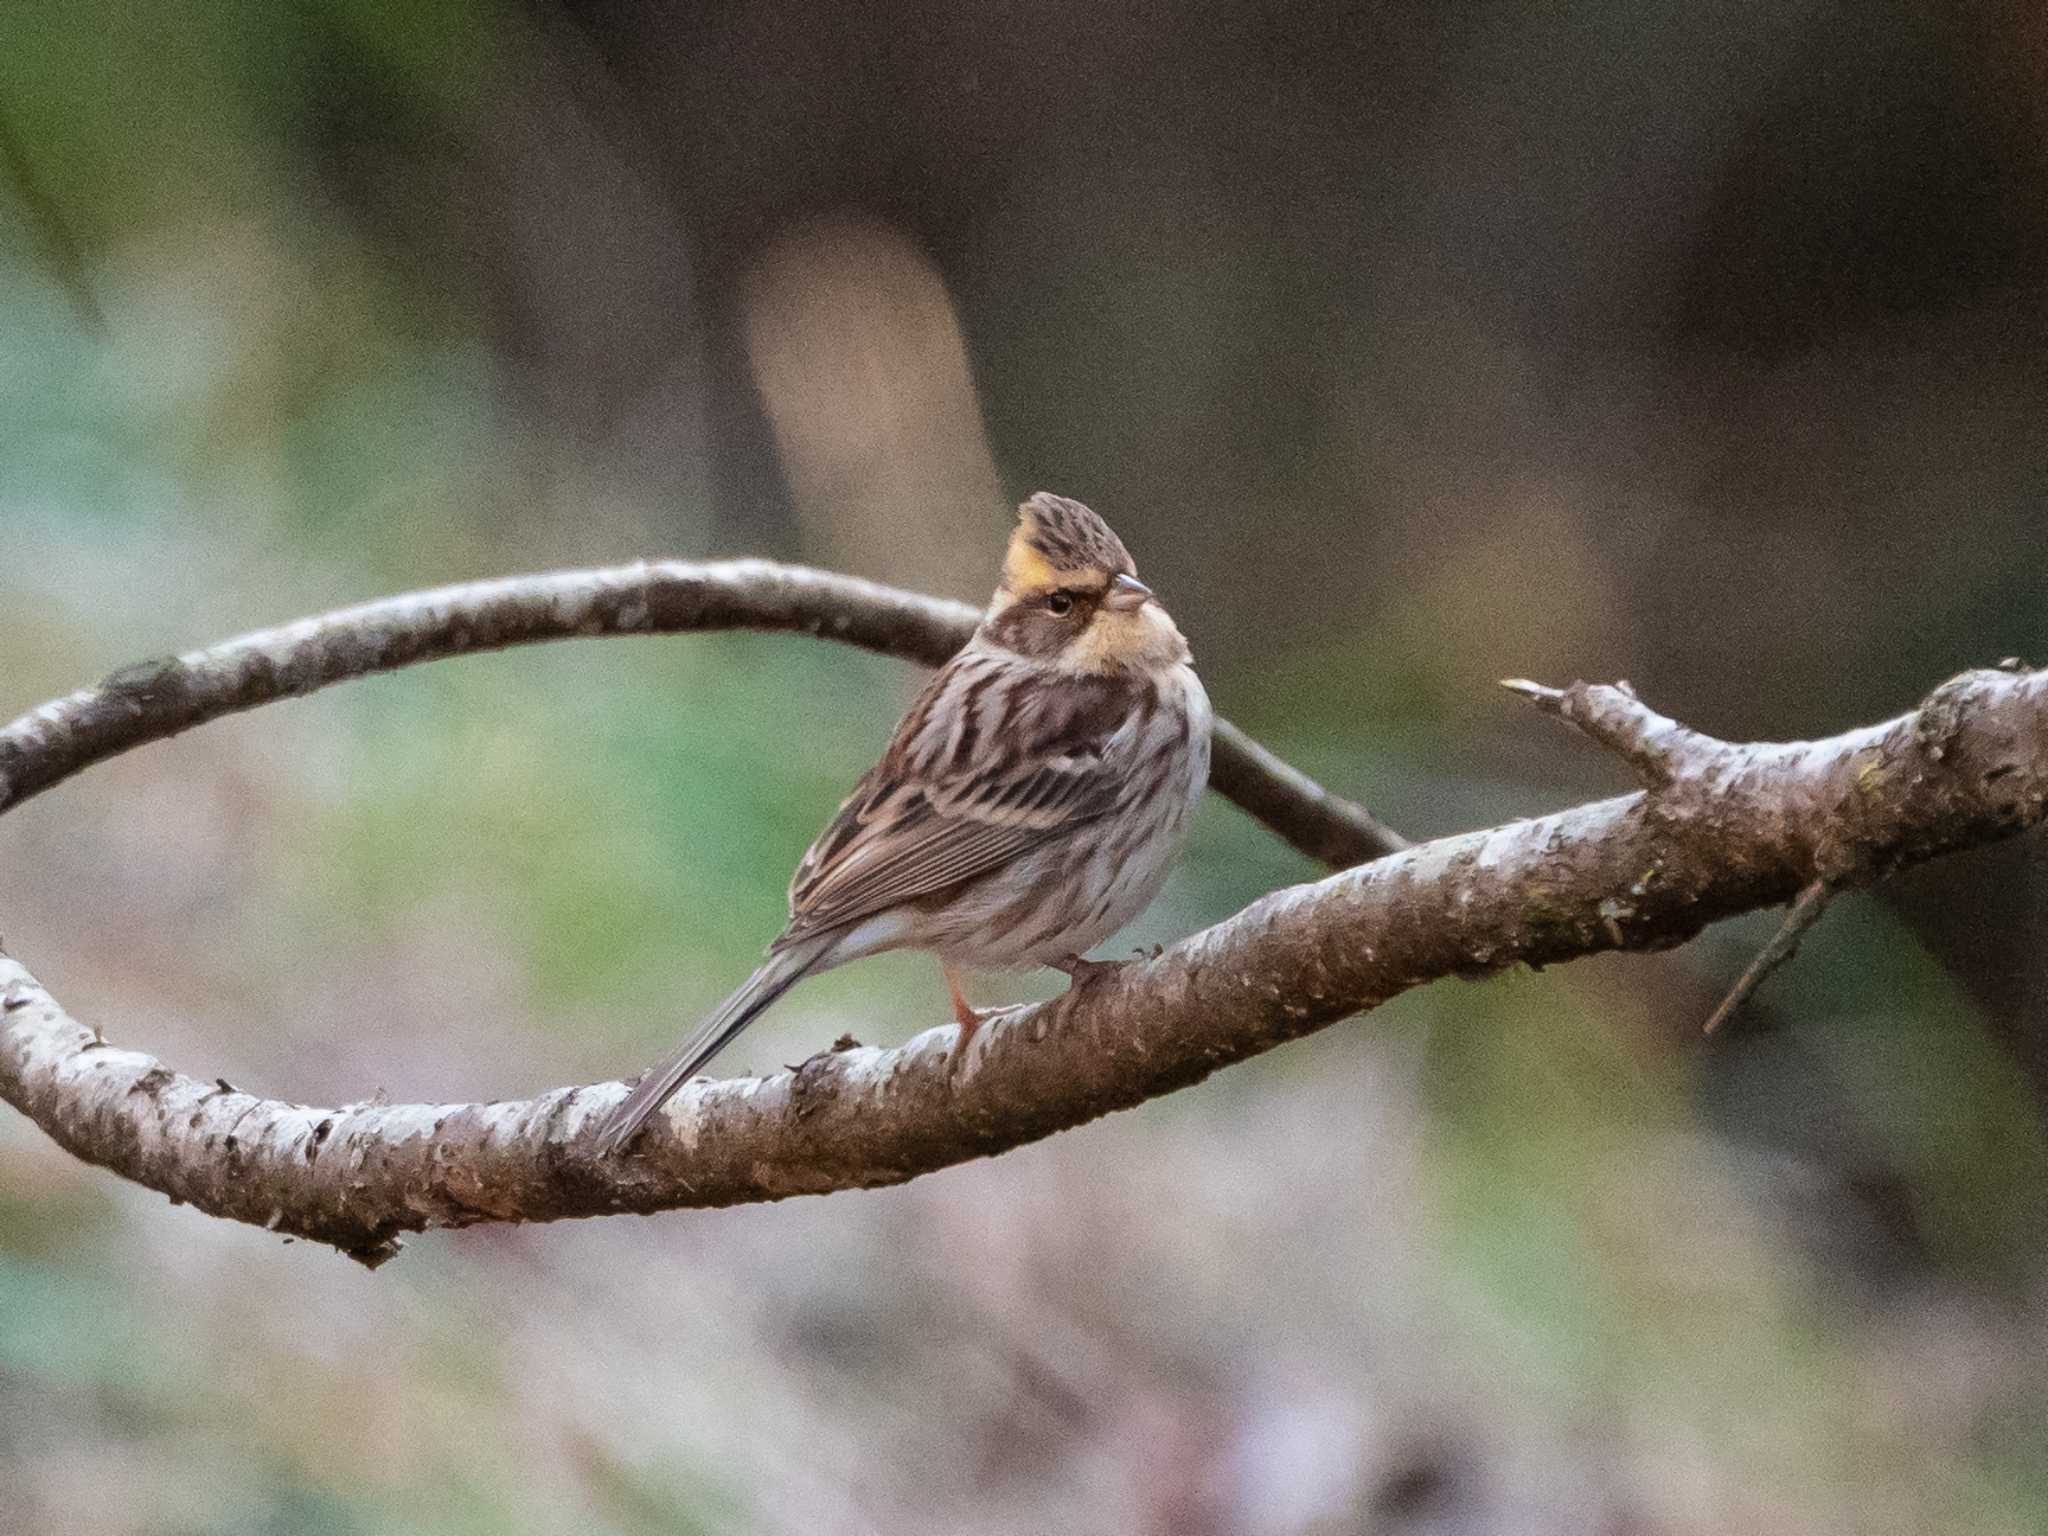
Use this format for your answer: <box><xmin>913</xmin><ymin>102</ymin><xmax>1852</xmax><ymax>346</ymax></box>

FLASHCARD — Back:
<box><xmin>1053</xmin><ymin>953</ymin><xmax>1126</xmax><ymax>989</ymax></box>
<box><xmin>944</xmin><ymin>966</ymin><xmax>992</xmax><ymax>1073</ymax></box>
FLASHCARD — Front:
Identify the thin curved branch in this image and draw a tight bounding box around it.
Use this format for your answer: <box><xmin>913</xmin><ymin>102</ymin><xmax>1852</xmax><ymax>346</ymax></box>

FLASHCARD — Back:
<box><xmin>3</xmin><ymin>649</ymin><xmax>2046</xmax><ymax>1264</ymax></box>
<box><xmin>0</xmin><ymin>560</ymin><xmax>1406</xmax><ymax>864</ymax></box>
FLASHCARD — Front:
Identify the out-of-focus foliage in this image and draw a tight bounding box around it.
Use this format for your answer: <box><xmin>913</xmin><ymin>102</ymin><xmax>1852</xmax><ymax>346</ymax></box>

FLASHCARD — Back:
<box><xmin>4</xmin><ymin>1</ymin><xmax>2048</xmax><ymax>1531</ymax></box>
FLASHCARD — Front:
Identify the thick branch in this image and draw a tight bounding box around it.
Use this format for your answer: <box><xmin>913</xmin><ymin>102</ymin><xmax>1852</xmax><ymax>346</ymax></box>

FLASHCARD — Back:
<box><xmin>2</xmin><ymin>648</ymin><xmax>2045</xmax><ymax>1263</ymax></box>
<box><xmin>0</xmin><ymin>560</ymin><xmax>1405</xmax><ymax>864</ymax></box>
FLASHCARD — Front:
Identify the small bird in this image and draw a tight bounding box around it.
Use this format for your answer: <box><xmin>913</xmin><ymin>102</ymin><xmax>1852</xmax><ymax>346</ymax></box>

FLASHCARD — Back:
<box><xmin>593</xmin><ymin>492</ymin><xmax>1213</xmax><ymax>1155</ymax></box>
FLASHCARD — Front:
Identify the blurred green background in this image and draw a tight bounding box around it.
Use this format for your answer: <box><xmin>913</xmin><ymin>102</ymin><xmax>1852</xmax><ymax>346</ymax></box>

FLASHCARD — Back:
<box><xmin>4</xmin><ymin>1</ymin><xmax>2048</xmax><ymax>1531</ymax></box>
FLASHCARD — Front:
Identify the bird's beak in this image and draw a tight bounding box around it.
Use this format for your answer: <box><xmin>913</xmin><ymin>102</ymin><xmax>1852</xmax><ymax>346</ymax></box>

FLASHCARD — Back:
<box><xmin>1105</xmin><ymin>573</ymin><xmax>1153</xmax><ymax>611</ymax></box>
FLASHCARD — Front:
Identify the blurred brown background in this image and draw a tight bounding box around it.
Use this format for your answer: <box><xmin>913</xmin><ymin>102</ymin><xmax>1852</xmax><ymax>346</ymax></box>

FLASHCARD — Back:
<box><xmin>3</xmin><ymin>1</ymin><xmax>2047</xmax><ymax>1531</ymax></box>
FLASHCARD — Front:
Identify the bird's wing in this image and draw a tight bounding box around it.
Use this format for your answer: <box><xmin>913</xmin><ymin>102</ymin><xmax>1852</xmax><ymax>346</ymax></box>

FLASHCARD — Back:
<box><xmin>778</xmin><ymin>657</ymin><xmax>1137</xmax><ymax>945</ymax></box>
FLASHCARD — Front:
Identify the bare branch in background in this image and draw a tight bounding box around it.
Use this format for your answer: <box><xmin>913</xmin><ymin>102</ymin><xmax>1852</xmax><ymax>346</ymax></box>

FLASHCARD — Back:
<box><xmin>0</xmin><ymin>560</ymin><xmax>1406</xmax><ymax>862</ymax></box>
<box><xmin>2</xmin><ymin>571</ymin><xmax>2045</xmax><ymax>1265</ymax></box>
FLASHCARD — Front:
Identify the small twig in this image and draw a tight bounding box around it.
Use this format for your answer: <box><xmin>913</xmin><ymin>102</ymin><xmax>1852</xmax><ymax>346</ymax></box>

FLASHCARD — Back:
<box><xmin>1701</xmin><ymin>878</ymin><xmax>1834</xmax><ymax>1035</ymax></box>
<box><xmin>1502</xmin><ymin>677</ymin><xmax>1719</xmax><ymax>787</ymax></box>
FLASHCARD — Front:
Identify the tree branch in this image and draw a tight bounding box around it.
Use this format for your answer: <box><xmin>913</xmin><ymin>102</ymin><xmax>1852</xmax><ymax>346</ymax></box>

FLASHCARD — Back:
<box><xmin>0</xmin><ymin>560</ymin><xmax>1406</xmax><ymax>864</ymax></box>
<box><xmin>3</xmin><ymin>568</ymin><xmax>2046</xmax><ymax>1265</ymax></box>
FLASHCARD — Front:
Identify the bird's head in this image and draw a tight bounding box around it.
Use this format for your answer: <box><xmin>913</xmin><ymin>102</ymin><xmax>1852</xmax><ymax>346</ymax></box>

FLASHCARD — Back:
<box><xmin>979</xmin><ymin>492</ymin><xmax>1190</xmax><ymax>674</ymax></box>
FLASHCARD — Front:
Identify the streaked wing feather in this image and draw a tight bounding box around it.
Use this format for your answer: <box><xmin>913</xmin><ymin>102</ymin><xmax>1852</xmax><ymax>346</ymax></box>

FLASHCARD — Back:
<box><xmin>779</xmin><ymin>665</ymin><xmax>1129</xmax><ymax>944</ymax></box>
<box><xmin>781</xmin><ymin>811</ymin><xmax>1054</xmax><ymax>942</ymax></box>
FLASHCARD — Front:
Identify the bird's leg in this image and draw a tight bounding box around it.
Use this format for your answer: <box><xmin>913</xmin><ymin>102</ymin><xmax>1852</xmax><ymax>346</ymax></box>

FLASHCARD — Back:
<box><xmin>944</xmin><ymin>963</ymin><xmax>990</xmax><ymax>1063</ymax></box>
<box><xmin>1052</xmin><ymin>952</ymin><xmax>1124</xmax><ymax>989</ymax></box>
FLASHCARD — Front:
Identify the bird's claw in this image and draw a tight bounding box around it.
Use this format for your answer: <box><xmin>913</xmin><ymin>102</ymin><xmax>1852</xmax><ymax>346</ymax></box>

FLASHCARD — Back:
<box><xmin>1054</xmin><ymin>954</ymin><xmax>1125</xmax><ymax>988</ymax></box>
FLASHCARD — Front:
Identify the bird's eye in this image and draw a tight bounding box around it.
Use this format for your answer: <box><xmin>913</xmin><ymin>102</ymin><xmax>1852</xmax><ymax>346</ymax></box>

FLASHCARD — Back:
<box><xmin>1044</xmin><ymin>591</ymin><xmax>1075</xmax><ymax>616</ymax></box>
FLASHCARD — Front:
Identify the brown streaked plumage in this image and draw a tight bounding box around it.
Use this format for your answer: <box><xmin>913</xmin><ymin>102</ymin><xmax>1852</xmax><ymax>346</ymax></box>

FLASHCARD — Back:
<box><xmin>594</xmin><ymin>492</ymin><xmax>1211</xmax><ymax>1155</ymax></box>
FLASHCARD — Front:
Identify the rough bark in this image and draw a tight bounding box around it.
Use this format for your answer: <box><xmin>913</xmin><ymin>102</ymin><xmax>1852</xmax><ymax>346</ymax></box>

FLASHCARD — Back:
<box><xmin>2</xmin><ymin>569</ymin><xmax>2045</xmax><ymax>1266</ymax></box>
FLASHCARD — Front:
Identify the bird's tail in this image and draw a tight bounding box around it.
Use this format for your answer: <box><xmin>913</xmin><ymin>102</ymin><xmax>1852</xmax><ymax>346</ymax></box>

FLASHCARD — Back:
<box><xmin>592</xmin><ymin>935</ymin><xmax>833</xmax><ymax>1157</ymax></box>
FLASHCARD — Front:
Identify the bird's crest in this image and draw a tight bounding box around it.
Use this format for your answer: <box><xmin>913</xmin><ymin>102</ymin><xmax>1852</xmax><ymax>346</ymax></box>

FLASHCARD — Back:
<box><xmin>1002</xmin><ymin>493</ymin><xmax>1135</xmax><ymax>595</ymax></box>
